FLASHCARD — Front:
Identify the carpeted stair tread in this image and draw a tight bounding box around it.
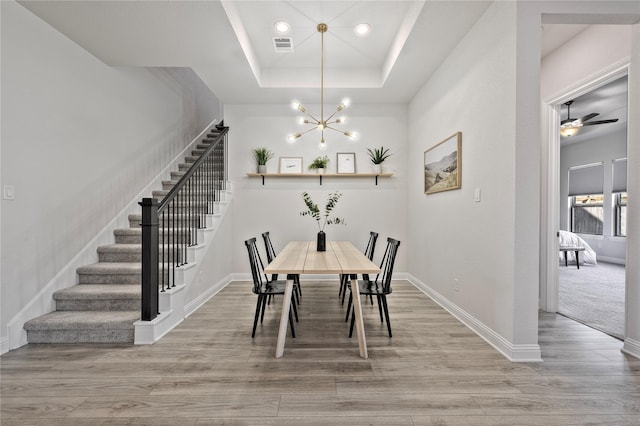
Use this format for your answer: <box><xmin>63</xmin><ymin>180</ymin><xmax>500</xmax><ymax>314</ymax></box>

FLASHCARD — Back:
<box><xmin>77</xmin><ymin>262</ymin><xmax>141</xmax><ymax>275</ymax></box>
<box><xmin>54</xmin><ymin>284</ymin><xmax>140</xmax><ymax>300</ymax></box>
<box><xmin>24</xmin><ymin>310</ymin><xmax>139</xmax><ymax>331</ymax></box>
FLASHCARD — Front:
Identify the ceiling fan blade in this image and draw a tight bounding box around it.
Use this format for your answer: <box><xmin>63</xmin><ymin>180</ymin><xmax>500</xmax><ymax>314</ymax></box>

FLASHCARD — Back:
<box><xmin>582</xmin><ymin>118</ymin><xmax>619</xmax><ymax>126</ymax></box>
<box><xmin>578</xmin><ymin>113</ymin><xmax>599</xmax><ymax>123</ymax></box>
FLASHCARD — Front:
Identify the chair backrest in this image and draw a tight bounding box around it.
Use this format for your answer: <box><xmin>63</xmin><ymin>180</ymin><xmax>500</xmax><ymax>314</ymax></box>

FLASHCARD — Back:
<box><xmin>361</xmin><ymin>231</ymin><xmax>378</xmax><ymax>281</ymax></box>
<box><xmin>364</xmin><ymin>231</ymin><xmax>378</xmax><ymax>261</ymax></box>
<box><xmin>261</xmin><ymin>231</ymin><xmax>278</xmax><ymax>263</ymax></box>
<box><xmin>376</xmin><ymin>237</ymin><xmax>401</xmax><ymax>292</ymax></box>
<box><xmin>261</xmin><ymin>231</ymin><xmax>279</xmax><ymax>280</ymax></box>
<box><xmin>244</xmin><ymin>237</ymin><xmax>269</xmax><ymax>292</ymax></box>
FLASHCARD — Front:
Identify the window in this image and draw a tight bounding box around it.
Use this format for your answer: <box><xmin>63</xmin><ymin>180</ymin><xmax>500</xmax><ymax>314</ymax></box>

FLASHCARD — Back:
<box><xmin>571</xmin><ymin>194</ymin><xmax>604</xmax><ymax>235</ymax></box>
<box><xmin>615</xmin><ymin>192</ymin><xmax>627</xmax><ymax>237</ymax></box>
<box><xmin>612</xmin><ymin>159</ymin><xmax>627</xmax><ymax>237</ymax></box>
<box><xmin>568</xmin><ymin>163</ymin><xmax>604</xmax><ymax>235</ymax></box>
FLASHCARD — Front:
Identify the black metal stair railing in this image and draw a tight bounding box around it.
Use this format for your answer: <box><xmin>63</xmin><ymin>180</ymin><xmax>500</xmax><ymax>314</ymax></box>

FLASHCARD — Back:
<box><xmin>139</xmin><ymin>126</ymin><xmax>228</xmax><ymax>321</ymax></box>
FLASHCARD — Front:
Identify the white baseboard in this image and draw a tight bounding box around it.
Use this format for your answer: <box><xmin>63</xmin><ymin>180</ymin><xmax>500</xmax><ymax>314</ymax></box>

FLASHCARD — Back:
<box><xmin>184</xmin><ymin>274</ymin><xmax>232</xmax><ymax>317</ymax></box>
<box><xmin>407</xmin><ymin>274</ymin><xmax>542</xmax><ymax>363</ymax></box>
<box><xmin>598</xmin><ymin>256</ymin><xmax>626</xmax><ymax>265</ymax></box>
<box><xmin>622</xmin><ymin>337</ymin><xmax>640</xmax><ymax>359</ymax></box>
<box><xmin>0</xmin><ymin>336</ymin><xmax>9</xmax><ymax>356</ymax></box>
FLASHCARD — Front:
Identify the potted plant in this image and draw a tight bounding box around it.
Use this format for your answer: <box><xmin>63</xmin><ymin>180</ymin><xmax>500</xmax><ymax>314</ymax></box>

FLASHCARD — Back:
<box><xmin>252</xmin><ymin>147</ymin><xmax>274</xmax><ymax>173</ymax></box>
<box><xmin>366</xmin><ymin>146</ymin><xmax>392</xmax><ymax>173</ymax></box>
<box><xmin>300</xmin><ymin>191</ymin><xmax>345</xmax><ymax>251</ymax></box>
<box><xmin>307</xmin><ymin>155</ymin><xmax>330</xmax><ymax>174</ymax></box>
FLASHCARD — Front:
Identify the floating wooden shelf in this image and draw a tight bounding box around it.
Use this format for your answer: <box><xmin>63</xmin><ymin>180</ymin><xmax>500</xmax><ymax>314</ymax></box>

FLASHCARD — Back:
<box><xmin>246</xmin><ymin>172</ymin><xmax>393</xmax><ymax>185</ymax></box>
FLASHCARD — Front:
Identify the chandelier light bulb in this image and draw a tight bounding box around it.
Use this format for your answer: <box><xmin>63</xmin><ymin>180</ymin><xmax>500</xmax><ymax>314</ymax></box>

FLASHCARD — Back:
<box><xmin>341</xmin><ymin>98</ymin><xmax>351</xmax><ymax>107</ymax></box>
<box><xmin>287</xmin><ymin>133</ymin><xmax>302</xmax><ymax>143</ymax></box>
<box><xmin>335</xmin><ymin>116</ymin><xmax>347</xmax><ymax>124</ymax></box>
<box><xmin>297</xmin><ymin>117</ymin><xmax>306</xmax><ymax>125</ymax></box>
<box><xmin>344</xmin><ymin>130</ymin><xmax>359</xmax><ymax>140</ymax></box>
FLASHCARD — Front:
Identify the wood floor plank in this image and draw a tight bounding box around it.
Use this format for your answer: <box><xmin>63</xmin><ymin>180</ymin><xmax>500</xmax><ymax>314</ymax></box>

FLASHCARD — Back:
<box><xmin>1</xmin><ymin>279</ymin><xmax>638</xmax><ymax>424</ymax></box>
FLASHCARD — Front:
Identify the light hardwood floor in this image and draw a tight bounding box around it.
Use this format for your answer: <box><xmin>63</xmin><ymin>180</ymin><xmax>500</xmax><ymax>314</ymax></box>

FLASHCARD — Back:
<box><xmin>2</xmin><ymin>280</ymin><xmax>639</xmax><ymax>425</ymax></box>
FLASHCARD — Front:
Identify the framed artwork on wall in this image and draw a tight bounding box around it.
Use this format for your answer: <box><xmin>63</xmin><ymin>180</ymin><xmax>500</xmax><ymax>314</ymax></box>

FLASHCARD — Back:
<box><xmin>336</xmin><ymin>152</ymin><xmax>356</xmax><ymax>174</ymax></box>
<box><xmin>424</xmin><ymin>132</ymin><xmax>461</xmax><ymax>195</ymax></box>
<box><xmin>279</xmin><ymin>157</ymin><xmax>303</xmax><ymax>174</ymax></box>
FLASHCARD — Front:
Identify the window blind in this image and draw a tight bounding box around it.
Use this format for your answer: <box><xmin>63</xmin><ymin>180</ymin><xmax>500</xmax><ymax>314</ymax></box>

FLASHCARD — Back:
<box><xmin>612</xmin><ymin>158</ymin><xmax>627</xmax><ymax>193</ymax></box>
<box><xmin>568</xmin><ymin>163</ymin><xmax>603</xmax><ymax>196</ymax></box>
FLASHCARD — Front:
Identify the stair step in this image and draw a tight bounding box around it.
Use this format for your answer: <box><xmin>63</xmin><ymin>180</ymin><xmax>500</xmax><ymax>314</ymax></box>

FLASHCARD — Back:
<box><xmin>24</xmin><ymin>311</ymin><xmax>139</xmax><ymax>343</ymax></box>
<box><xmin>54</xmin><ymin>284</ymin><xmax>140</xmax><ymax>311</ymax></box>
<box><xmin>98</xmin><ymin>244</ymin><xmax>141</xmax><ymax>262</ymax></box>
<box><xmin>128</xmin><ymin>213</ymin><xmax>204</xmax><ymax>228</ymax></box>
<box><xmin>77</xmin><ymin>262</ymin><xmax>141</xmax><ymax>284</ymax></box>
<box><xmin>114</xmin><ymin>228</ymin><xmax>141</xmax><ymax>244</ymax></box>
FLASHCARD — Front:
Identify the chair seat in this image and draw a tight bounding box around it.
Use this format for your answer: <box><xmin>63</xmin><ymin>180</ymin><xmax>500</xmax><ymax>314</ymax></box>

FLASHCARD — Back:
<box><xmin>253</xmin><ymin>280</ymin><xmax>289</xmax><ymax>295</ymax></box>
<box><xmin>355</xmin><ymin>280</ymin><xmax>392</xmax><ymax>296</ymax></box>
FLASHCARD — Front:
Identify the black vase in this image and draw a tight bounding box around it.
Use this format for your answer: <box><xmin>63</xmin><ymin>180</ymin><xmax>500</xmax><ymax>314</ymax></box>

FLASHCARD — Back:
<box><xmin>317</xmin><ymin>231</ymin><xmax>326</xmax><ymax>252</ymax></box>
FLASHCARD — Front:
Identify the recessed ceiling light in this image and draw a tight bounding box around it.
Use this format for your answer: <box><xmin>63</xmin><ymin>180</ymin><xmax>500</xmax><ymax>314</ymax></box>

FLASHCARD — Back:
<box><xmin>274</xmin><ymin>21</ymin><xmax>290</xmax><ymax>34</ymax></box>
<box><xmin>354</xmin><ymin>23</ymin><xmax>371</xmax><ymax>36</ymax></box>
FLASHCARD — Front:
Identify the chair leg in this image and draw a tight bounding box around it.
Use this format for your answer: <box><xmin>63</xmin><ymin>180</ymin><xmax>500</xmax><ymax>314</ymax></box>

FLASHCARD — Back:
<box><xmin>345</xmin><ymin>293</ymin><xmax>353</xmax><ymax>322</ymax></box>
<box><xmin>349</xmin><ymin>307</ymin><xmax>355</xmax><ymax>338</ymax></box>
<box><xmin>260</xmin><ymin>293</ymin><xmax>268</xmax><ymax>324</ymax></box>
<box><xmin>369</xmin><ymin>294</ymin><xmax>374</xmax><ymax>305</ymax></box>
<box><xmin>296</xmin><ymin>275</ymin><xmax>302</xmax><ymax>297</ymax></box>
<box><xmin>338</xmin><ymin>274</ymin><xmax>345</xmax><ymax>298</ymax></box>
<box><xmin>288</xmin><ymin>308</ymin><xmax>296</xmax><ymax>338</ymax></box>
<box><xmin>252</xmin><ymin>295</ymin><xmax>263</xmax><ymax>338</ymax></box>
<box><xmin>341</xmin><ymin>282</ymin><xmax>348</xmax><ymax>305</ymax></box>
<box><xmin>376</xmin><ymin>295</ymin><xmax>384</xmax><ymax>322</ymax></box>
<box><xmin>381</xmin><ymin>295</ymin><xmax>392</xmax><ymax>337</ymax></box>
<box><xmin>291</xmin><ymin>294</ymin><xmax>299</xmax><ymax>322</ymax></box>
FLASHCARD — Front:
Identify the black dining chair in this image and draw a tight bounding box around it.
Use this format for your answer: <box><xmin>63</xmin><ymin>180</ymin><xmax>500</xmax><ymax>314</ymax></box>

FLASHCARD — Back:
<box><xmin>244</xmin><ymin>237</ymin><xmax>298</xmax><ymax>338</ymax></box>
<box><xmin>339</xmin><ymin>231</ymin><xmax>378</xmax><ymax>305</ymax></box>
<box><xmin>345</xmin><ymin>237</ymin><xmax>401</xmax><ymax>338</ymax></box>
<box><xmin>262</xmin><ymin>231</ymin><xmax>302</xmax><ymax>303</ymax></box>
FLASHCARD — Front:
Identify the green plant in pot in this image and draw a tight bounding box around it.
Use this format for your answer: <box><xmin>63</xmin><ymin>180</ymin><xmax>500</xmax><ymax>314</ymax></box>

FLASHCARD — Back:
<box><xmin>307</xmin><ymin>155</ymin><xmax>329</xmax><ymax>174</ymax></box>
<box><xmin>366</xmin><ymin>146</ymin><xmax>392</xmax><ymax>173</ymax></box>
<box><xmin>252</xmin><ymin>147</ymin><xmax>274</xmax><ymax>173</ymax></box>
<box><xmin>300</xmin><ymin>191</ymin><xmax>345</xmax><ymax>251</ymax></box>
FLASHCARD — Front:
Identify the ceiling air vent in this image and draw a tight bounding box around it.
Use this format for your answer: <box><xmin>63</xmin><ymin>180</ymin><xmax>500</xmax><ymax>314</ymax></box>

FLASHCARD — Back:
<box><xmin>273</xmin><ymin>37</ymin><xmax>294</xmax><ymax>53</ymax></box>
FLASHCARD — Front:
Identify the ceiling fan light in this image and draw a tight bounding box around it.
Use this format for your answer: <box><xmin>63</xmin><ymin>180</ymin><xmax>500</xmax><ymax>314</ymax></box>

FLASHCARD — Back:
<box><xmin>560</xmin><ymin>126</ymin><xmax>580</xmax><ymax>137</ymax></box>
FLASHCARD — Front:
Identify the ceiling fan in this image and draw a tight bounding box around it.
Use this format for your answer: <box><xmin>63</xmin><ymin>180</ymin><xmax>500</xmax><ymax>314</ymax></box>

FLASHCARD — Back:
<box><xmin>560</xmin><ymin>100</ymin><xmax>619</xmax><ymax>137</ymax></box>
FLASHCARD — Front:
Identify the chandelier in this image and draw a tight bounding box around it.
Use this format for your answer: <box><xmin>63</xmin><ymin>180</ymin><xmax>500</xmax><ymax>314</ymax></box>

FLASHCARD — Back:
<box><xmin>287</xmin><ymin>23</ymin><xmax>358</xmax><ymax>148</ymax></box>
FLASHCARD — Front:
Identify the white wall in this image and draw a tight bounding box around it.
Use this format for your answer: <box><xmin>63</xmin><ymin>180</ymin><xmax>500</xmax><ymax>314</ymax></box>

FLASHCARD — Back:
<box><xmin>225</xmin><ymin>103</ymin><xmax>408</xmax><ymax>276</ymax></box>
<box><xmin>407</xmin><ymin>1</ymin><xmax>538</xmax><ymax>359</ymax></box>
<box><xmin>560</xmin><ymin>128</ymin><xmax>628</xmax><ymax>263</ymax></box>
<box><xmin>0</xmin><ymin>1</ymin><xmax>220</xmax><ymax>347</ymax></box>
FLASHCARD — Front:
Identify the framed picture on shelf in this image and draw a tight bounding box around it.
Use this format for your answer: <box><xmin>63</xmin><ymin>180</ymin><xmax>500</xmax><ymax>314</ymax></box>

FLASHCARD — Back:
<box><xmin>336</xmin><ymin>152</ymin><xmax>356</xmax><ymax>174</ymax></box>
<box><xmin>279</xmin><ymin>157</ymin><xmax>303</xmax><ymax>174</ymax></box>
<box><xmin>424</xmin><ymin>132</ymin><xmax>461</xmax><ymax>195</ymax></box>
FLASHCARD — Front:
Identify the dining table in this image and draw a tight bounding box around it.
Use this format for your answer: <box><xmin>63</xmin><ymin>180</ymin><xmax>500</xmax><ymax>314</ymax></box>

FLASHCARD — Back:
<box><xmin>264</xmin><ymin>240</ymin><xmax>381</xmax><ymax>359</ymax></box>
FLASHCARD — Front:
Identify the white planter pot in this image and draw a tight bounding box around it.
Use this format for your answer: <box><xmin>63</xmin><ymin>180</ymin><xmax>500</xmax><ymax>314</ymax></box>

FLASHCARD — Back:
<box><xmin>372</xmin><ymin>164</ymin><xmax>383</xmax><ymax>174</ymax></box>
<box><xmin>257</xmin><ymin>165</ymin><xmax>267</xmax><ymax>174</ymax></box>
<box><xmin>316</xmin><ymin>168</ymin><xmax>326</xmax><ymax>174</ymax></box>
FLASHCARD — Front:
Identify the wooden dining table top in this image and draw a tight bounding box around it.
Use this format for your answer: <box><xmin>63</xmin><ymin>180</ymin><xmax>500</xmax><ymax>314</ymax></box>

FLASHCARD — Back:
<box><xmin>265</xmin><ymin>240</ymin><xmax>381</xmax><ymax>276</ymax></box>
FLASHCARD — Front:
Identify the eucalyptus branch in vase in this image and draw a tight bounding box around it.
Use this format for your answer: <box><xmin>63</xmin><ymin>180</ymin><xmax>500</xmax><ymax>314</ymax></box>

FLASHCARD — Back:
<box><xmin>300</xmin><ymin>191</ymin><xmax>346</xmax><ymax>250</ymax></box>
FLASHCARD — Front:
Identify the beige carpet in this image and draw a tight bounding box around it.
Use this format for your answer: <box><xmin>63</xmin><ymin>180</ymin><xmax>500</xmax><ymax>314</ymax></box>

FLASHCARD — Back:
<box><xmin>558</xmin><ymin>261</ymin><xmax>625</xmax><ymax>340</ymax></box>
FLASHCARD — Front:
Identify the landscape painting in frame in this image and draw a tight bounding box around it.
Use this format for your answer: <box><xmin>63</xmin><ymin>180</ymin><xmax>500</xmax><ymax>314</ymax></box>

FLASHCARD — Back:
<box><xmin>424</xmin><ymin>132</ymin><xmax>461</xmax><ymax>195</ymax></box>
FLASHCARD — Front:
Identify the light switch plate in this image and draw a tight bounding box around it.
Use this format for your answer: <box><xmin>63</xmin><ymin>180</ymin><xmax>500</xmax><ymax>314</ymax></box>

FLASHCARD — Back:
<box><xmin>3</xmin><ymin>185</ymin><xmax>15</xmax><ymax>200</ymax></box>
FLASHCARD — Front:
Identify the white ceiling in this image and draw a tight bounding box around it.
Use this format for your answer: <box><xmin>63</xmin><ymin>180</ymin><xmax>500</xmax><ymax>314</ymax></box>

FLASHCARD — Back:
<box><xmin>15</xmin><ymin>0</ymin><xmax>630</xmax><ymax>143</ymax></box>
<box><xmin>18</xmin><ymin>0</ymin><xmax>492</xmax><ymax>104</ymax></box>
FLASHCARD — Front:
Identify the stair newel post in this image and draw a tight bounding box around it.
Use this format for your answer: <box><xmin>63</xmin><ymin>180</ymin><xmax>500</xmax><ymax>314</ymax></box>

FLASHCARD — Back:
<box><xmin>139</xmin><ymin>197</ymin><xmax>159</xmax><ymax>321</ymax></box>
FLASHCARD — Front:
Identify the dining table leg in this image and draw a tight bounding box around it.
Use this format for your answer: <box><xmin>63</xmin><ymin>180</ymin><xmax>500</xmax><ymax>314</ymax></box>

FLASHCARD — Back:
<box><xmin>350</xmin><ymin>277</ymin><xmax>368</xmax><ymax>359</ymax></box>
<box><xmin>275</xmin><ymin>278</ymin><xmax>295</xmax><ymax>358</ymax></box>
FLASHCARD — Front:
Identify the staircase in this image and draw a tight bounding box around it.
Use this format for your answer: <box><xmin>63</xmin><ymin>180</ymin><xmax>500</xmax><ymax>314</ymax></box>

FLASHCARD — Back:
<box><xmin>24</xmin><ymin>128</ymin><xmax>227</xmax><ymax>344</ymax></box>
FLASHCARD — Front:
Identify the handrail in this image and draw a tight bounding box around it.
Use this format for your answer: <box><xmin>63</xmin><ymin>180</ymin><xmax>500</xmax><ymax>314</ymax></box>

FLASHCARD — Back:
<box><xmin>139</xmin><ymin>125</ymin><xmax>229</xmax><ymax>321</ymax></box>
